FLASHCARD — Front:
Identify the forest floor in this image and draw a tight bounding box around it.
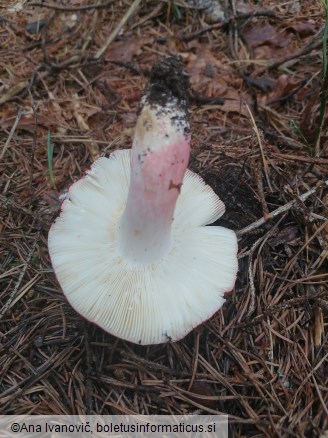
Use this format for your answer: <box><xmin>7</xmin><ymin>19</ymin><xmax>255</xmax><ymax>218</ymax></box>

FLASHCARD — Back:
<box><xmin>0</xmin><ymin>1</ymin><xmax>327</xmax><ymax>436</ymax></box>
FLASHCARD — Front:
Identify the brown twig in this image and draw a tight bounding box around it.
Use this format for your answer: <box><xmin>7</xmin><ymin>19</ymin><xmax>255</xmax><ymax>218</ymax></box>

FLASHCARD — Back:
<box><xmin>179</xmin><ymin>10</ymin><xmax>280</xmax><ymax>43</ymax></box>
<box><xmin>29</xmin><ymin>0</ymin><xmax>116</xmax><ymax>12</ymax></box>
<box><xmin>271</xmin><ymin>153</ymin><xmax>328</xmax><ymax>165</ymax></box>
<box><xmin>237</xmin><ymin>180</ymin><xmax>328</xmax><ymax>237</ymax></box>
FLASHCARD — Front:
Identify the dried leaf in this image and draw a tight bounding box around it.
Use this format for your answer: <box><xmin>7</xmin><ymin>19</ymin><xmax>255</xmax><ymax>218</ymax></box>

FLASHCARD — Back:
<box><xmin>0</xmin><ymin>80</ymin><xmax>29</xmax><ymax>105</ymax></box>
<box><xmin>264</xmin><ymin>74</ymin><xmax>301</xmax><ymax>104</ymax></box>
<box><xmin>105</xmin><ymin>37</ymin><xmax>152</xmax><ymax>63</ymax></box>
<box><xmin>243</xmin><ymin>23</ymin><xmax>291</xmax><ymax>48</ymax></box>
<box><xmin>288</xmin><ymin>21</ymin><xmax>317</xmax><ymax>37</ymax></box>
<box><xmin>42</xmin><ymin>190</ymin><xmax>61</xmax><ymax>212</ymax></box>
<box><xmin>186</xmin><ymin>45</ymin><xmax>235</xmax><ymax>96</ymax></box>
<box><xmin>188</xmin><ymin>382</ymin><xmax>217</xmax><ymax>409</ymax></box>
<box><xmin>270</xmin><ymin>225</ymin><xmax>299</xmax><ymax>247</ymax></box>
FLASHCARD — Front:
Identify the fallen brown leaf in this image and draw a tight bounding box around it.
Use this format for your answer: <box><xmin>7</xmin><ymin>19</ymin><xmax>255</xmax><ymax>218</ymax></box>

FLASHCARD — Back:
<box><xmin>288</xmin><ymin>21</ymin><xmax>317</xmax><ymax>37</ymax></box>
<box><xmin>243</xmin><ymin>22</ymin><xmax>291</xmax><ymax>48</ymax></box>
<box><xmin>105</xmin><ymin>37</ymin><xmax>153</xmax><ymax>63</ymax></box>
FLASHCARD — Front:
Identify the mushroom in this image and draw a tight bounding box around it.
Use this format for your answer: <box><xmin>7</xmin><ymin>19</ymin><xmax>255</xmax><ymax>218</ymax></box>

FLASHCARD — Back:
<box><xmin>48</xmin><ymin>56</ymin><xmax>238</xmax><ymax>345</ymax></box>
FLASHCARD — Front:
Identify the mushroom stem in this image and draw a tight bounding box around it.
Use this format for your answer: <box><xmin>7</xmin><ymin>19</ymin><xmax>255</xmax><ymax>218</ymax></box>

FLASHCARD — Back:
<box><xmin>117</xmin><ymin>56</ymin><xmax>191</xmax><ymax>263</ymax></box>
<box><xmin>117</xmin><ymin>103</ymin><xmax>190</xmax><ymax>263</ymax></box>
